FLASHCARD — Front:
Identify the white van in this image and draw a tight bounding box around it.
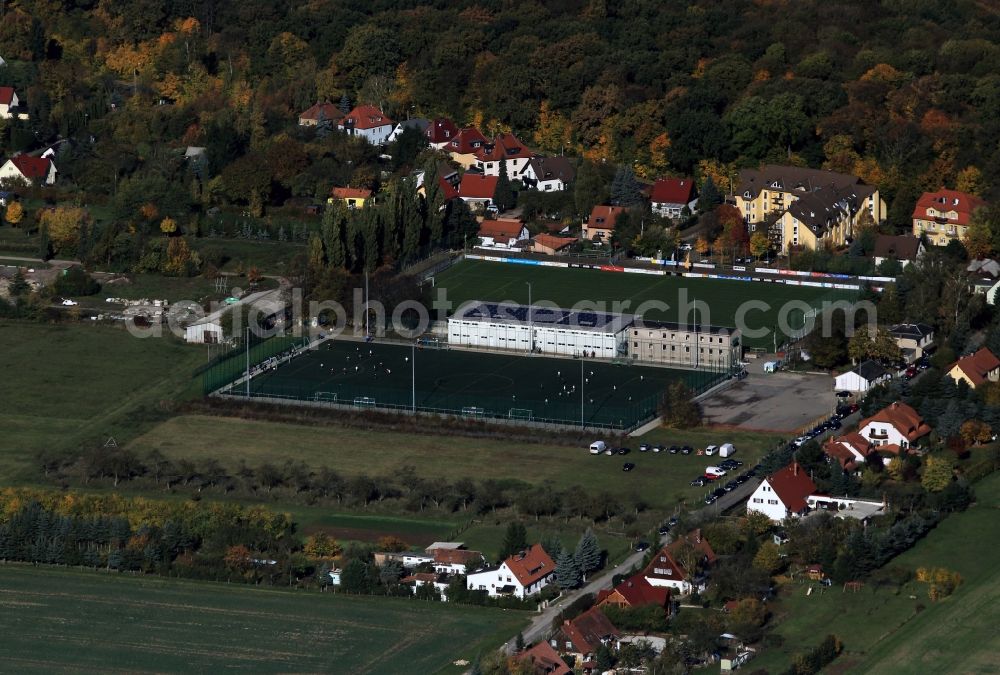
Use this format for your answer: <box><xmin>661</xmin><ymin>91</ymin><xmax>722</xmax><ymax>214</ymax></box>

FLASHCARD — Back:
<box><xmin>589</xmin><ymin>441</ymin><xmax>607</xmax><ymax>455</ymax></box>
<box><xmin>719</xmin><ymin>443</ymin><xmax>736</xmax><ymax>458</ymax></box>
<box><xmin>704</xmin><ymin>445</ymin><xmax>718</xmax><ymax>456</ymax></box>
<box><xmin>705</xmin><ymin>466</ymin><xmax>727</xmax><ymax>477</ymax></box>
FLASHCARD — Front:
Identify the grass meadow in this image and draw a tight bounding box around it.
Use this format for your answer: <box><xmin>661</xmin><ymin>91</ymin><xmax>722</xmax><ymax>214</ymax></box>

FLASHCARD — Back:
<box><xmin>127</xmin><ymin>414</ymin><xmax>781</xmax><ymax>512</ymax></box>
<box><xmin>435</xmin><ymin>260</ymin><xmax>856</xmax><ymax>349</ymax></box>
<box><xmin>751</xmin><ymin>470</ymin><xmax>1000</xmax><ymax>674</ymax></box>
<box><xmin>0</xmin><ymin>322</ymin><xmax>202</xmax><ymax>481</ymax></box>
<box><xmin>0</xmin><ymin>564</ymin><xmax>525</xmax><ymax>674</ymax></box>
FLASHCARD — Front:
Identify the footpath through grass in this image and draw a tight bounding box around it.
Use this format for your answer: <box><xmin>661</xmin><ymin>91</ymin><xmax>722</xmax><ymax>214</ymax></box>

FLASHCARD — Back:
<box><xmin>0</xmin><ymin>564</ymin><xmax>525</xmax><ymax>674</ymax></box>
<box><xmin>0</xmin><ymin>322</ymin><xmax>202</xmax><ymax>482</ymax></box>
<box><xmin>128</xmin><ymin>414</ymin><xmax>780</xmax><ymax>511</ymax></box>
<box><xmin>753</xmin><ymin>470</ymin><xmax>1000</xmax><ymax>674</ymax></box>
<box><xmin>435</xmin><ymin>260</ymin><xmax>855</xmax><ymax>349</ymax></box>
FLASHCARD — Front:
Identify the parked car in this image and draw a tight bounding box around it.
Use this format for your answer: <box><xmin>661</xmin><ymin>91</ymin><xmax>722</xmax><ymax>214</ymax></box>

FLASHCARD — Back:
<box><xmin>705</xmin><ymin>445</ymin><xmax>718</xmax><ymax>456</ymax></box>
<box><xmin>719</xmin><ymin>443</ymin><xmax>736</xmax><ymax>457</ymax></box>
<box><xmin>704</xmin><ymin>494</ymin><xmax>718</xmax><ymax>505</ymax></box>
<box><xmin>658</xmin><ymin>524</ymin><xmax>670</xmax><ymax>535</ymax></box>
<box><xmin>667</xmin><ymin>516</ymin><xmax>679</xmax><ymax>527</ymax></box>
<box><xmin>681</xmin><ymin>445</ymin><xmax>693</xmax><ymax>455</ymax></box>
<box><xmin>618</xmin><ymin>447</ymin><xmax>630</xmax><ymax>455</ymax></box>
<box><xmin>622</xmin><ymin>462</ymin><xmax>636</xmax><ymax>472</ymax></box>
<box><xmin>690</xmin><ymin>477</ymin><xmax>707</xmax><ymax>487</ymax></box>
<box><xmin>634</xmin><ymin>540</ymin><xmax>649</xmax><ymax>551</ymax></box>
<box><xmin>723</xmin><ymin>481</ymin><xmax>737</xmax><ymax>492</ymax></box>
<box><xmin>712</xmin><ymin>487</ymin><xmax>727</xmax><ymax>498</ymax></box>
<box><xmin>604</xmin><ymin>447</ymin><xmax>615</xmax><ymax>456</ymax></box>
<box><xmin>589</xmin><ymin>441</ymin><xmax>607</xmax><ymax>454</ymax></box>
<box><xmin>905</xmin><ymin>365</ymin><xmax>917</xmax><ymax>379</ymax></box>
<box><xmin>705</xmin><ymin>466</ymin><xmax>727</xmax><ymax>477</ymax></box>
<box><xmin>793</xmin><ymin>436</ymin><xmax>810</xmax><ymax>447</ymax></box>
<box><xmin>639</xmin><ymin>443</ymin><xmax>650</xmax><ymax>452</ymax></box>
<box><xmin>653</xmin><ymin>444</ymin><xmax>664</xmax><ymax>453</ymax></box>
<box><xmin>669</xmin><ymin>445</ymin><xmax>680</xmax><ymax>454</ymax></box>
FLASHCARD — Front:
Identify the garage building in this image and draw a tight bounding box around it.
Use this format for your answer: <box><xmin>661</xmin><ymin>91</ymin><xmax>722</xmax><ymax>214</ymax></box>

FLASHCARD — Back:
<box><xmin>448</xmin><ymin>301</ymin><xmax>632</xmax><ymax>358</ymax></box>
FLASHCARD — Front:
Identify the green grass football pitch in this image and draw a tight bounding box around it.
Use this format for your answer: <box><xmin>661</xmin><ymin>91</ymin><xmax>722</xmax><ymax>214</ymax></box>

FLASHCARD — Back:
<box><xmin>239</xmin><ymin>340</ymin><xmax>723</xmax><ymax>429</ymax></box>
<box><xmin>433</xmin><ymin>260</ymin><xmax>858</xmax><ymax>349</ymax></box>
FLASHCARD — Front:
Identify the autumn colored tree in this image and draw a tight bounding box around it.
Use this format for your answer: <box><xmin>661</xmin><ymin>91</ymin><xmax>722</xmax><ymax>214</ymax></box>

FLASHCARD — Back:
<box><xmin>960</xmin><ymin>419</ymin><xmax>992</xmax><ymax>445</ymax></box>
<box><xmin>921</xmin><ymin>455</ymin><xmax>954</xmax><ymax>493</ymax></box>
<box><xmin>695</xmin><ymin>236</ymin><xmax>710</xmax><ymax>255</ymax></box>
<box><xmin>955</xmin><ymin>166</ymin><xmax>984</xmax><ymax>196</ymax></box>
<box><xmin>965</xmin><ymin>214</ymin><xmax>993</xmax><ymax>259</ymax></box>
<box><xmin>159</xmin><ymin>217</ymin><xmax>177</xmax><ymax>235</ymax></box>
<box><xmin>304</xmin><ymin>533</ymin><xmax>342</xmax><ymax>560</ymax></box>
<box><xmin>752</xmin><ymin>541</ymin><xmax>782</xmax><ymax>575</ymax></box>
<box><xmin>376</xmin><ymin>536</ymin><xmax>408</xmax><ymax>552</ymax></box>
<box><xmin>533</xmin><ymin>100</ymin><xmax>572</xmax><ymax>153</ymax></box>
<box><xmin>224</xmin><ymin>544</ymin><xmax>253</xmax><ymax>573</ymax></box>
<box><xmin>848</xmin><ymin>326</ymin><xmax>901</xmax><ymax>364</ymax></box>
<box><xmin>39</xmin><ymin>207</ymin><xmax>90</xmax><ymax>255</ymax></box>
<box><xmin>4</xmin><ymin>201</ymin><xmax>24</xmax><ymax>225</ymax></box>
<box><xmin>750</xmin><ymin>230</ymin><xmax>769</xmax><ymax>259</ymax></box>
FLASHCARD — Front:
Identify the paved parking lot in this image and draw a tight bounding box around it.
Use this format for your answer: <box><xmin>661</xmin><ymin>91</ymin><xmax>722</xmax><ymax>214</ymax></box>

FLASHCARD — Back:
<box><xmin>700</xmin><ymin>368</ymin><xmax>835</xmax><ymax>434</ymax></box>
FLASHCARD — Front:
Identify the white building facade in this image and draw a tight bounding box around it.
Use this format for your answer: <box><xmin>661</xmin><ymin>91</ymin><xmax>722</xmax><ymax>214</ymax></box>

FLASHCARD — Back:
<box><xmin>447</xmin><ymin>302</ymin><xmax>631</xmax><ymax>358</ymax></box>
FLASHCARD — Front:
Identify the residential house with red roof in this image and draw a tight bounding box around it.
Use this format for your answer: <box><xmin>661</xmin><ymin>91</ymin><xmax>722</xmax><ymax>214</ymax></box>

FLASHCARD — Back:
<box><xmin>0</xmin><ymin>155</ymin><xmax>56</xmax><ymax>186</ymax></box>
<box><xmin>446</xmin><ymin>127</ymin><xmax>489</xmax><ymax>168</ymax></box>
<box><xmin>475</xmin><ymin>133</ymin><xmax>533</xmax><ymax>180</ymax></box>
<box><xmin>643</xmin><ymin>530</ymin><xmax>716</xmax><ymax>595</ymax></box>
<box><xmin>583</xmin><ymin>205</ymin><xmax>627</xmax><ymax>241</ymax></box>
<box><xmin>912</xmin><ymin>188</ymin><xmax>986</xmax><ymax>247</ymax></box>
<box><xmin>947</xmin><ymin>347</ymin><xmax>1000</xmax><ymax>389</ymax></box>
<box><xmin>478</xmin><ymin>218</ymin><xmax>529</xmax><ymax>248</ymax></box>
<box><xmin>424</xmin><ymin>118</ymin><xmax>459</xmax><ymax>148</ymax></box>
<box><xmin>328</xmin><ymin>186</ymin><xmax>372</xmax><ymax>209</ymax></box>
<box><xmin>650</xmin><ymin>177</ymin><xmax>697</xmax><ymax>219</ymax></box>
<box><xmin>857</xmin><ymin>401</ymin><xmax>931</xmax><ymax>454</ymax></box>
<box><xmin>517</xmin><ymin>641</ymin><xmax>572</xmax><ymax>675</ymax></box>
<box><xmin>458</xmin><ymin>174</ymin><xmax>499</xmax><ymax>212</ymax></box>
<box><xmin>298</xmin><ymin>101</ymin><xmax>341</xmax><ymax>127</ymax></box>
<box><xmin>337</xmin><ymin>105</ymin><xmax>394</xmax><ymax>145</ymax></box>
<box><xmin>466</xmin><ymin>543</ymin><xmax>555</xmax><ymax>598</ymax></box>
<box><xmin>746</xmin><ymin>461</ymin><xmax>817</xmax><ymax>523</ymax></box>
<box><xmin>551</xmin><ymin>606</ymin><xmax>620</xmax><ymax>669</ymax></box>
<box><xmin>428</xmin><ymin>547</ymin><xmax>485</xmax><ymax>576</ymax></box>
<box><xmin>823</xmin><ymin>432</ymin><xmax>872</xmax><ymax>471</ymax></box>
<box><xmin>400</xmin><ymin>572</ymin><xmax>450</xmax><ymax>599</ymax></box>
<box><xmin>0</xmin><ymin>86</ymin><xmax>27</xmax><ymax>120</ymax></box>
<box><xmin>597</xmin><ymin>571</ymin><xmax>671</xmax><ymax>610</ymax></box>
<box><xmin>531</xmin><ymin>234</ymin><xmax>575</xmax><ymax>255</ymax></box>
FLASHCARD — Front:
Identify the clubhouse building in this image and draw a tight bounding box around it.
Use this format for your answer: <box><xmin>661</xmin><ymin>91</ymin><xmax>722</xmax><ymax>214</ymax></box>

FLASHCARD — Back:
<box><xmin>447</xmin><ymin>301</ymin><xmax>741</xmax><ymax>369</ymax></box>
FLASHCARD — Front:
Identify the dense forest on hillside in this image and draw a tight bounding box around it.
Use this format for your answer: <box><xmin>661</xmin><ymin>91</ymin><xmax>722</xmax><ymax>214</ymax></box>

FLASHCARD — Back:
<box><xmin>2</xmin><ymin>0</ymin><xmax>1000</xmax><ymax>271</ymax></box>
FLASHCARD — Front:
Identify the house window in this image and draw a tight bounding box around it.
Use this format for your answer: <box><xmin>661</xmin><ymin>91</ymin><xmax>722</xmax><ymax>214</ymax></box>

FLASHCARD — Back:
<box><xmin>768</xmin><ymin>499</ymin><xmax>778</xmax><ymax>505</ymax></box>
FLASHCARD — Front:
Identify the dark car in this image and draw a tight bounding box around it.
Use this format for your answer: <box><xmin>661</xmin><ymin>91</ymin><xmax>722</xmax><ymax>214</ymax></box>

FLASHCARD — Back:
<box><xmin>681</xmin><ymin>445</ymin><xmax>693</xmax><ymax>455</ymax></box>
<box><xmin>634</xmin><ymin>540</ymin><xmax>650</xmax><ymax>552</ymax></box>
<box><xmin>622</xmin><ymin>462</ymin><xmax>635</xmax><ymax>472</ymax></box>
<box><xmin>690</xmin><ymin>477</ymin><xmax>707</xmax><ymax>487</ymax></box>
<box><xmin>618</xmin><ymin>447</ymin><xmax>630</xmax><ymax>455</ymax></box>
<box><xmin>653</xmin><ymin>445</ymin><xmax>664</xmax><ymax>453</ymax></box>
<box><xmin>828</xmin><ymin>419</ymin><xmax>842</xmax><ymax>430</ymax></box>
<box><xmin>658</xmin><ymin>524</ymin><xmax>670</xmax><ymax>535</ymax></box>
<box><xmin>723</xmin><ymin>481</ymin><xmax>737</xmax><ymax>492</ymax></box>
<box><xmin>639</xmin><ymin>443</ymin><xmax>650</xmax><ymax>452</ymax></box>
<box><xmin>704</xmin><ymin>494</ymin><xmax>717</xmax><ymax>505</ymax></box>
<box><xmin>668</xmin><ymin>516</ymin><xmax>679</xmax><ymax>527</ymax></box>
<box><xmin>712</xmin><ymin>487</ymin><xmax>727</xmax><ymax>498</ymax></box>
<box><xmin>669</xmin><ymin>445</ymin><xmax>680</xmax><ymax>454</ymax></box>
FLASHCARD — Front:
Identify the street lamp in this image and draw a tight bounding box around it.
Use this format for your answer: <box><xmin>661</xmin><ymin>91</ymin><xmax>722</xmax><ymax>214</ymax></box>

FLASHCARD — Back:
<box><xmin>526</xmin><ymin>282</ymin><xmax>533</xmax><ymax>352</ymax></box>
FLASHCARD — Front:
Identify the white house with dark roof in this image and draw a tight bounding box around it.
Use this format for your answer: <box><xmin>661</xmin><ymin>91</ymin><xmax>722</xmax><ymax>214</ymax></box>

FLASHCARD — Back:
<box><xmin>834</xmin><ymin>360</ymin><xmax>891</xmax><ymax>393</ymax></box>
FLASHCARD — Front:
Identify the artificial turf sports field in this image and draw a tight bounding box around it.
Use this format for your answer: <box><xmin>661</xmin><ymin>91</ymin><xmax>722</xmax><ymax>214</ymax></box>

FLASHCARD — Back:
<box><xmin>234</xmin><ymin>340</ymin><xmax>724</xmax><ymax>429</ymax></box>
<box><xmin>434</xmin><ymin>260</ymin><xmax>858</xmax><ymax>349</ymax></box>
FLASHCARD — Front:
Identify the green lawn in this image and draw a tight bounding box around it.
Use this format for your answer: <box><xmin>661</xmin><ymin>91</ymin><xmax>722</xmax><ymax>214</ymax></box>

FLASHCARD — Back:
<box><xmin>753</xmin><ymin>471</ymin><xmax>1000</xmax><ymax>674</ymax></box>
<box><xmin>435</xmin><ymin>260</ymin><xmax>855</xmax><ymax>348</ymax></box>
<box><xmin>128</xmin><ymin>414</ymin><xmax>780</xmax><ymax>511</ymax></box>
<box><xmin>0</xmin><ymin>322</ymin><xmax>203</xmax><ymax>481</ymax></box>
<box><xmin>0</xmin><ymin>564</ymin><xmax>525</xmax><ymax>674</ymax></box>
